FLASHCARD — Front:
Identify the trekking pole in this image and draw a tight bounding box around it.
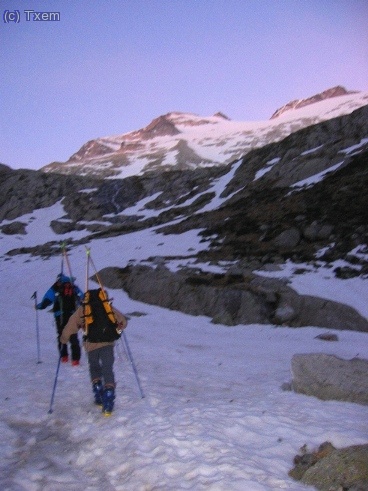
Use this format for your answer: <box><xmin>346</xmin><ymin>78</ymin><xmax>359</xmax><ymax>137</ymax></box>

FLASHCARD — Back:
<box><xmin>122</xmin><ymin>330</ymin><xmax>145</xmax><ymax>399</ymax></box>
<box><xmin>48</xmin><ymin>354</ymin><xmax>61</xmax><ymax>414</ymax></box>
<box><xmin>31</xmin><ymin>291</ymin><xmax>42</xmax><ymax>364</ymax></box>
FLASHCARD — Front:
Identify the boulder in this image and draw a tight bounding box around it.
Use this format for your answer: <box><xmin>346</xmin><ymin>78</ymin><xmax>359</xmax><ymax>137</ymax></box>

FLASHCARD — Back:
<box><xmin>291</xmin><ymin>354</ymin><xmax>368</xmax><ymax>405</ymax></box>
<box><xmin>314</xmin><ymin>332</ymin><xmax>339</xmax><ymax>341</ymax></box>
<box><xmin>303</xmin><ymin>221</ymin><xmax>334</xmax><ymax>241</ymax></box>
<box><xmin>290</xmin><ymin>441</ymin><xmax>368</xmax><ymax>491</ymax></box>
<box><xmin>1</xmin><ymin>221</ymin><xmax>27</xmax><ymax>235</ymax></box>
<box><xmin>251</xmin><ymin>275</ymin><xmax>368</xmax><ymax>332</ymax></box>
<box><xmin>274</xmin><ymin>228</ymin><xmax>301</xmax><ymax>249</ymax></box>
<box><xmin>50</xmin><ymin>220</ymin><xmax>76</xmax><ymax>234</ymax></box>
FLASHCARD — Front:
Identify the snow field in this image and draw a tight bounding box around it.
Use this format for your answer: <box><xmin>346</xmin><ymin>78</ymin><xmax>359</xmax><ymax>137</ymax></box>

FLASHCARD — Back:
<box><xmin>0</xmin><ymin>185</ymin><xmax>367</xmax><ymax>490</ymax></box>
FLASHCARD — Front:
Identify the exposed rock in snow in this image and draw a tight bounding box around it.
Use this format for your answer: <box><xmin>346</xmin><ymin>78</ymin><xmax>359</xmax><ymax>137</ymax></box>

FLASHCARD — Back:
<box><xmin>290</xmin><ymin>441</ymin><xmax>368</xmax><ymax>490</ymax></box>
<box><xmin>291</xmin><ymin>354</ymin><xmax>368</xmax><ymax>405</ymax></box>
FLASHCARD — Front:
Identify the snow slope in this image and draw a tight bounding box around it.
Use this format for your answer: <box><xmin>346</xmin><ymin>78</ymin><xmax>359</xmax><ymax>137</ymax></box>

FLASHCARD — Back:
<box><xmin>0</xmin><ymin>200</ymin><xmax>367</xmax><ymax>490</ymax></box>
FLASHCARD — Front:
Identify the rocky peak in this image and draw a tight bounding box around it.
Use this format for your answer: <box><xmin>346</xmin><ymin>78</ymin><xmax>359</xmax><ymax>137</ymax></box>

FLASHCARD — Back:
<box><xmin>270</xmin><ymin>86</ymin><xmax>358</xmax><ymax>119</ymax></box>
<box><xmin>68</xmin><ymin>139</ymin><xmax>114</xmax><ymax>162</ymax></box>
<box><xmin>213</xmin><ymin>111</ymin><xmax>230</xmax><ymax>120</ymax></box>
<box><xmin>139</xmin><ymin>115</ymin><xmax>181</xmax><ymax>139</ymax></box>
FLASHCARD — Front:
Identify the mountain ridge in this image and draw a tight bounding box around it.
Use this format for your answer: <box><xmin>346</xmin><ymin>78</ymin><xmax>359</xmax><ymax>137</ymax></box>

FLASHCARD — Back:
<box><xmin>42</xmin><ymin>87</ymin><xmax>368</xmax><ymax>179</ymax></box>
<box><xmin>270</xmin><ymin>85</ymin><xmax>358</xmax><ymax>119</ymax></box>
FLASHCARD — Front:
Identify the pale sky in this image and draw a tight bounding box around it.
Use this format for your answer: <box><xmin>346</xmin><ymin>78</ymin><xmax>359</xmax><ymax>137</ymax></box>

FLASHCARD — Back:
<box><xmin>1</xmin><ymin>0</ymin><xmax>367</xmax><ymax>170</ymax></box>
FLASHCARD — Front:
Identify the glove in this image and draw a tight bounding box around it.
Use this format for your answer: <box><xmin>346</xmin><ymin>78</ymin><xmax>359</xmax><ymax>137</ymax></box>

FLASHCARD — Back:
<box><xmin>116</xmin><ymin>322</ymin><xmax>125</xmax><ymax>334</ymax></box>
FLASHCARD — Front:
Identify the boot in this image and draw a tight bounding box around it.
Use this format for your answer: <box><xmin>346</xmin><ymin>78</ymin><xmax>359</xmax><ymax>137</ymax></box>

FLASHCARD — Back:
<box><xmin>102</xmin><ymin>385</ymin><xmax>115</xmax><ymax>416</ymax></box>
<box><xmin>92</xmin><ymin>380</ymin><xmax>103</xmax><ymax>406</ymax></box>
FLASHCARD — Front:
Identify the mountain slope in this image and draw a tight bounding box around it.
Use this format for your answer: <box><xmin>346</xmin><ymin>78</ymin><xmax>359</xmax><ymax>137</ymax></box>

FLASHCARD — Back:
<box><xmin>2</xmin><ymin>103</ymin><xmax>367</xmax><ymax>284</ymax></box>
<box><xmin>42</xmin><ymin>88</ymin><xmax>368</xmax><ymax>179</ymax></box>
<box><xmin>1</xmin><ymin>100</ymin><xmax>368</xmax><ymax>331</ymax></box>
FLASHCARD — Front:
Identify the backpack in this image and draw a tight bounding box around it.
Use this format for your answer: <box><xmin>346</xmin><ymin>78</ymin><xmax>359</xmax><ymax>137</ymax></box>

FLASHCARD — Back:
<box><xmin>54</xmin><ymin>281</ymin><xmax>77</xmax><ymax>319</ymax></box>
<box><xmin>83</xmin><ymin>288</ymin><xmax>121</xmax><ymax>343</ymax></box>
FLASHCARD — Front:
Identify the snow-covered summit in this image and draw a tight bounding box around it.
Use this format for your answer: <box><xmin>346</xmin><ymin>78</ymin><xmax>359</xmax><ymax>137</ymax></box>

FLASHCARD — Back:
<box><xmin>42</xmin><ymin>88</ymin><xmax>368</xmax><ymax>179</ymax></box>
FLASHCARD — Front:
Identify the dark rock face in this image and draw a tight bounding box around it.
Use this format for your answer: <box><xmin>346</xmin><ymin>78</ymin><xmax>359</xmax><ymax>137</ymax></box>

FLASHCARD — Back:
<box><xmin>0</xmin><ymin>168</ymin><xmax>97</xmax><ymax>222</ymax></box>
<box><xmin>196</xmin><ymin>146</ymin><xmax>368</xmax><ymax>266</ymax></box>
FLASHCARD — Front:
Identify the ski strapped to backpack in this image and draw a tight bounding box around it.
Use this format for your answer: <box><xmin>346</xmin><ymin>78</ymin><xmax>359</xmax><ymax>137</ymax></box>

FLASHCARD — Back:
<box><xmin>58</xmin><ymin>242</ymin><xmax>81</xmax><ymax>322</ymax></box>
<box><xmin>82</xmin><ymin>288</ymin><xmax>122</xmax><ymax>342</ymax></box>
<box><xmin>83</xmin><ymin>247</ymin><xmax>123</xmax><ymax>343</ymax></box>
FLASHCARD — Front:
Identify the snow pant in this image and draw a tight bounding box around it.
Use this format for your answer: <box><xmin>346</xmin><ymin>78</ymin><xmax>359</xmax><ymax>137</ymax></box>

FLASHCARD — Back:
<box><xmin>87</xmin><ymin>345</ymin><xmax>115</xmax><ymax>387</ymax></box>
<box><xmin>55</xmin><ymin>315</ymin><xmax>81</xmax><ymax>361</ymax></box>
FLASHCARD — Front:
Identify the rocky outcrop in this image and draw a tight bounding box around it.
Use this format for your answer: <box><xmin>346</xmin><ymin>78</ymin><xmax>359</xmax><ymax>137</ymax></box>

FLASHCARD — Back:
<box><xmin>0</xmin><ymin>167</ymin><xmax>100</xmax><ymax>223</ymax></box>
<box><xmin>289</xmin><ymin>442</ymin><xmax>368</xmax><ymax>490</ymax></box>
<box><xmin>291</xmin><ymin>354</ymin><xmax>368</xmax><ymax>405</ymax></box>
<box><xmin>96</xmin><ymin>265</ymin><xmax>368</xmax><ymax>331</ymax></box>
<box><xmin>227</xmin><ymin>104</ymin><xmax>368</xmax><ymax>191</ymax></box>
<box><xmin>0</xmin><ymin>163</ymin><xmax>12</xmax><ymax>173</ymax></box>
<box><xmin>140</xmin><ymin>115</ymin><xmax>181</xmax><ymax>139</ymax></box>
<box><xmin>252</xmin><ymin>275</ymin><xmax>368</xmax><ymax>331</ymax></box>
<box><xmin>1</xmin><ymin>221</ymin><xmax>27</xmax><ymax>235</ymax></box>
<box><xmin>68</xmin><ymin>139</ymin><xmax>115</xmax><ymax>161</ymax></box>
<box><xmin>97</xmin><ymin>265</ymin><xmax>268</xmax><ymax>325</ymax></box>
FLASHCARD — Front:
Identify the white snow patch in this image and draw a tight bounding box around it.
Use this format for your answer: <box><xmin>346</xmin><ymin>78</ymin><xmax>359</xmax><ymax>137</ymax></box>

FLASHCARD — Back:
<box><xmin>290</xmin><ymin>161</ymin><xmax>345</xmax><ymax>189</ymax></box>
<box><xmin>301</xmin><ymin>145</ymin><xmax>325</xmax><ymax>156</ymax></box>
<box><xmin>338</xmin><ymin>137</ymin><xmax>368</xmax><ymax>155</ymax></box>
<box><xmin>254</xmin><ymin>157</ymin><xmax>281</xmax><ymax>181</ymax></box>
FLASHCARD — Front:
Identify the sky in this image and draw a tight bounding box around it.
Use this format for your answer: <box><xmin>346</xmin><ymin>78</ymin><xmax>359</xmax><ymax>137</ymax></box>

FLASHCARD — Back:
<box><xmin>1</xmin><ymin>0</ymin><xmax>367</xmax><ymax>170</ymax></box>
